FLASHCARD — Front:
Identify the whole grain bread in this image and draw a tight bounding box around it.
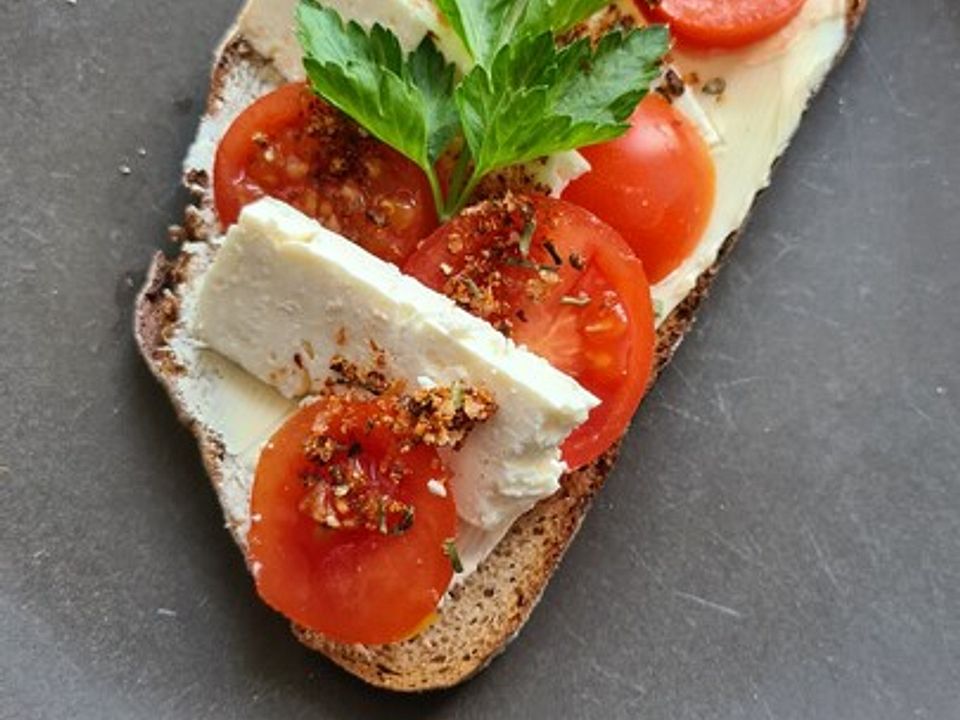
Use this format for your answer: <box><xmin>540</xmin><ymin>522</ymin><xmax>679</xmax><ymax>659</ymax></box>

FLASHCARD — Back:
<box><xmin>135</xmin><ymin>0</ymin><xmax>868</xmax><ymax>692</ymax></box>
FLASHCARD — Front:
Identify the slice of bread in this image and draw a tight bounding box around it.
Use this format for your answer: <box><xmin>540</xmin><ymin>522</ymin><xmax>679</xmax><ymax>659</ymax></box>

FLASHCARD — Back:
<box><xmin>135</xmin><ymin>0</ymin><xmax>868</xmax><ymax>691</ymax></box>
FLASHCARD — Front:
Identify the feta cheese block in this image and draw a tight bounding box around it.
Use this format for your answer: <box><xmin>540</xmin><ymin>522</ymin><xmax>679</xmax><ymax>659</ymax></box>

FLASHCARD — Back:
<box><xmin>193</xmin><ymin>198</ymin><xmax>599</xmax><ymax>529</ymax></box>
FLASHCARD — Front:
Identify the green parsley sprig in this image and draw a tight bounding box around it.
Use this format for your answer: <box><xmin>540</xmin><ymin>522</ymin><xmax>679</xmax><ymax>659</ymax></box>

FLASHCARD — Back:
<box><xmin>434</xmin><ymin>0</ymin><xmax>614</xmax><ymax>67</ymax></box>
<box><xmin>297</xmin><ymin>0</ymin><xmax>669</xmax><ymax>219</ymax></box>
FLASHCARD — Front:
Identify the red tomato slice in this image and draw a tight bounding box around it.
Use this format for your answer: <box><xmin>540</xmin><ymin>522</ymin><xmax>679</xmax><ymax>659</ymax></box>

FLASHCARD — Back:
<box><xmin>214</xmin><ymin>83</ymin><xmax>438</xmax><ymax>265</ymax></box>
<box><xmin>640</xmin><ymin>0</ymin><xmax>807</xmax><ymax>48</ymax></box>
<box><xmin>563</xmin><ymin>93</ymin><xmax>715</xmax><ymax>284</ymax></box>
<box><xmin>404</xmin><ymin>195</ymin><xmax>656</xmax><ymax>470</ymax></box>
<box><xmin>248</xmin><ymin>395</ymin><xmax>457</xmax><ymax>645</ymax></box>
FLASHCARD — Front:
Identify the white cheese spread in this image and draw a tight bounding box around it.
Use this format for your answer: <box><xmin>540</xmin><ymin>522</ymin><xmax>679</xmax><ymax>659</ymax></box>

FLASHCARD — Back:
<box><xmin>193</xmin><ymin>198</ymin><xmax>598</xmax><ymax>530</ymax></box>
<box><xmin>650</xmin><ymin>0</ymin><xmax>847</xmax><ymax>322</ymax></box>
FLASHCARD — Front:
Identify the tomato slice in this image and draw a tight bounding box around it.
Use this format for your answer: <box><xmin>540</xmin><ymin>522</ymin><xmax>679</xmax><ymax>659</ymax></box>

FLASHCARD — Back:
<box><xmin>404</xmin><ymin>195</ymin><xmax>655</xmax><ymax>470</ymax></box>
<box><xmin>563</xmin><ymin>93</ymin><xmax>716</xmax><ymax>284</ymax></box>
<box><xmin>640</xmin><ymin>0</ymin><xmax>807</xmax><ymax>48</ymax></box>
<box><xmin>213</xmin><ymin>83</ymin><xmax>438</xmax><ymax>265</ymax></box>
<box><xmin>248</xmin><ymin>394</ymin><xmax>457</xmax><ymax>645</ymax></box>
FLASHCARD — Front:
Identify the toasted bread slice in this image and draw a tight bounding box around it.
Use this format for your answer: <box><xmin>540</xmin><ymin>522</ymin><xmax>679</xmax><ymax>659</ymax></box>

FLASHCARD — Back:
<box><xmin>135</xmin><ymin>0</ymin><xmax>868</xmax><ymax>691</ymax></box>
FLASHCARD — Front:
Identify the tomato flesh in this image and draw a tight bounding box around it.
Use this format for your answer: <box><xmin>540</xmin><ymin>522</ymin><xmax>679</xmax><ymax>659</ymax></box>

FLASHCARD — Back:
<box><xmin>404</xmin><ymin>196</ymin><xmax>655</xmax><ymax>470</ymax></box>
<box><xmin>214</xmin><ymin>83</ymin><xmax>438</xmax><ymax>265</ymax></box>
<box><xmin>640</xmin><ymin>0</ymin><xmax>807</xmax><ymax>48</ymax></box>
<box><xmin>563</xmin><ymin>93</ymin><xmax>715</xmax><ymax>284</ymax></box>
<box><xmin>248</xmin><ymin>395</ymin><xmax>456</xmax><ymax>645</ymax></box>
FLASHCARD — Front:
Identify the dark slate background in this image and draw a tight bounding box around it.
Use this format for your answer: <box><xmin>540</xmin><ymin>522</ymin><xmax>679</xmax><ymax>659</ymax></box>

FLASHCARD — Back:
<box><xmin>2</xmin><ymin>1</ymin><xmax>958</xmax><ymax>718</ymax></box>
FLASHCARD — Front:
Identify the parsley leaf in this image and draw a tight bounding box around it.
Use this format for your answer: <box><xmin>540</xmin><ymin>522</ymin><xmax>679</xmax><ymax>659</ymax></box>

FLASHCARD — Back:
<box><xmin>435</xmin><ymin>0</ymin><xmax>610</xmax><ymax>66</ymax></box>
<box><xmin>552</xmin><ymin>26</ymin><xmax>670</xmax><ymax>127</ymax></box>
<box><xmin>453</xmin><ymin>26</ymin><xmax>668</xmax><ymax>210</ymax></box>
<box><xmin>406</xmin><ymin>39</ymin><xmax>461</xmax><ymax>165</ymax></box>
<box><xmin>296</xmin><ymin>1</ymin><xmax>458</xmax><ymax>208</ymax></box>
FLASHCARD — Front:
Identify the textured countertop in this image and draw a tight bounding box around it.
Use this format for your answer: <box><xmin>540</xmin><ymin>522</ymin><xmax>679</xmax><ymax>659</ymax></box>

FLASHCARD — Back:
<box><xmin>2</xmin><ymin>1</ymin><xmax>959</xmax><ymax>718</ymax></box>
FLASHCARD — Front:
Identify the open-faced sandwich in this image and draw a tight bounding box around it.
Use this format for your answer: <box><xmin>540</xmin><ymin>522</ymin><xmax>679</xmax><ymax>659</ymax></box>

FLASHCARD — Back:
<box><xmin>136</xmin><ymin>0</ymin><xmax>868</xmax><ymax>691</ymax></box>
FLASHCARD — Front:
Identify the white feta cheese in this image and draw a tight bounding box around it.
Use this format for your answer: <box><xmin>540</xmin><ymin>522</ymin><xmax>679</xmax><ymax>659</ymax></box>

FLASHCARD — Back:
<box><xmin>193</xmin><ymin>198</ymin><xmax>599</xmax><ymax>529</ymax></box>
<box><xmin>238</xmin><ymin>0</ymin><xmax>471</xmax><ymax>79</ymax></box>
<box><xmin>427</xmin><ymin>480</ymin><xmax>448</xmax><ymax>498</ymax></box>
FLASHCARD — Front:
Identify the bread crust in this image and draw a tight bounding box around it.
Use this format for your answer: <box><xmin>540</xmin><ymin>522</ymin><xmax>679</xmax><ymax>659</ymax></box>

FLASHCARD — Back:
<box><xmin>134</xmin><ymin>0</ymin><xmax>868</xmax><ymax>692</ymax></box>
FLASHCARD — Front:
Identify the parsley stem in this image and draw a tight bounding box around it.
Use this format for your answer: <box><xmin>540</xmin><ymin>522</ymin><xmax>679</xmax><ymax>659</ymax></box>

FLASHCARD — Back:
<box><xmin>443</xmin><ymin>146</ymin><xmax>473</xmax><ymax>219</ymax></box>
<box><xmin>425</xmin><ymin>168</ymin><xmax>446</xmax><ymax>225</ymax></box>
<box><xmin>449</xmin><ymin>168</ymin><xmax>484</xmax><ymax>217</ymax></box>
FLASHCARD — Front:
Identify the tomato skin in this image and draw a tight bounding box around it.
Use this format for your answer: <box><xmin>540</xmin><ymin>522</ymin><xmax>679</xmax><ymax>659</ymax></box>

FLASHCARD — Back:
<box><xmin>640</xmin><ymin>0</ymin><xmax>807</xmax><ymax>48</ymax></box>
<box><xmin>214</xmin><ymin>83</ymin><xmax>438</xmax><ymax>265</ymax></box>
<box><xmin>563</xmin><ymin>94</ymin><xmax>715</xmax><ymax>284</ymax></box>
<box><xmin>404</xmin><ymin>196</ymin><xmax>655</xmax><ymax>470</ymax></box>
<box><xmin>248</xmin><ymin>397</ymin><xmax>456</xmax><ymax>645</ymax></box>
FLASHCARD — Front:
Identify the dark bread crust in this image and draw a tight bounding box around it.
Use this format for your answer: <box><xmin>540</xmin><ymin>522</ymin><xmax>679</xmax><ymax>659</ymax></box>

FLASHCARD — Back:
<box><xmin>134</xmin><ymin>0</ymin><xmax>868</xmax><ymax>692</ymax></box>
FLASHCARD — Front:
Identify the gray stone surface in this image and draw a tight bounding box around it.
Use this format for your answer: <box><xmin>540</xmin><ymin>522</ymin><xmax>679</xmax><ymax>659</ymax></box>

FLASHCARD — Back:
<box><xmin>2</xmin><ymin>1</ymin><xmax>959</xmax><ymax>718</ymax></box>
